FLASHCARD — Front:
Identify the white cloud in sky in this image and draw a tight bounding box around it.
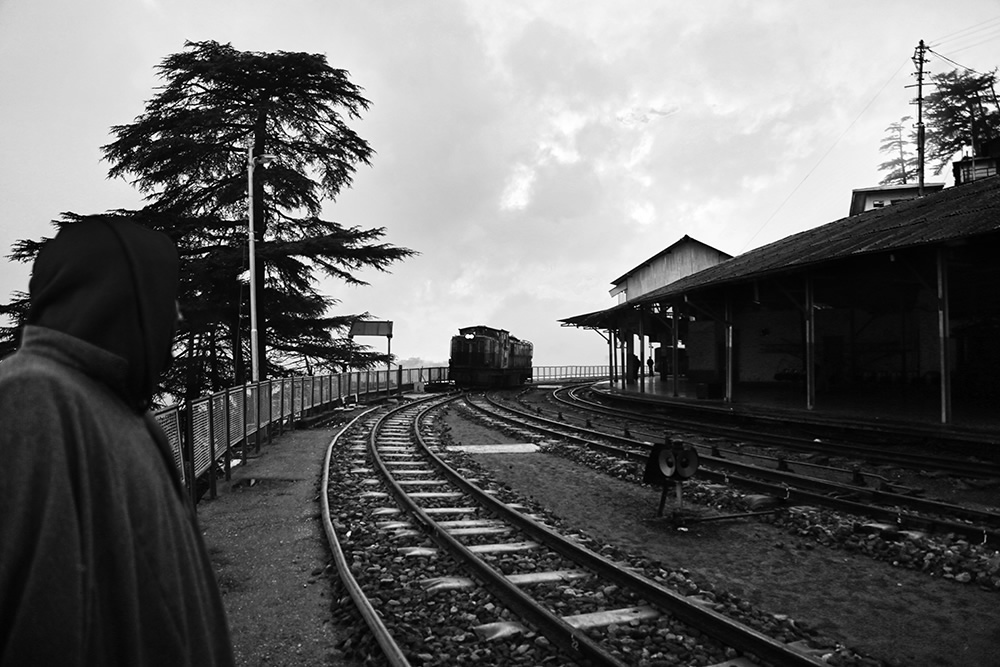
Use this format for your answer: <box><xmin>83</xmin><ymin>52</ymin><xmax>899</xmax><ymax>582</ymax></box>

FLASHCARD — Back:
<box><xmin>628</xmin><ymin>200</ymin><xmax>656</xmax><ymax>227</ymax></box>
<box><xmin>1</xmin><ymin>0</ymin><xmax>998</xmax><ymax>367</ymax></box>
<box><xmin>499</xmin><ymin>163</ymin><xmax>535</xmax><ymax>211</ymax></box>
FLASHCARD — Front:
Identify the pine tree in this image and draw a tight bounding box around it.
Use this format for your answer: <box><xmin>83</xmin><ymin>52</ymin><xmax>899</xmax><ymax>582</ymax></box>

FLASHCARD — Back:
<box><xmin>877</xmin><ymin>116</ymin><xmax>916</xmax><ymax>185</ymax></box>
<box><xmin>1</xmin><ymin>41</ymin><xmax>415</xmax><ymax>399</ymax></box>
<box><xmin>923</xmin><ymin>68</ymin><xmax>1000</xmax><ymax>174</ymax></box>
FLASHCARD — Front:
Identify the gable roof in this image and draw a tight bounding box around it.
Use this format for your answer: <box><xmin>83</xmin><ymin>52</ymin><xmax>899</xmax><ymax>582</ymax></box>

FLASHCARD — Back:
<box><xmin>610</xmin><ymin>235</ymin><xmax>732</xmax><ymax>286</ymax></box>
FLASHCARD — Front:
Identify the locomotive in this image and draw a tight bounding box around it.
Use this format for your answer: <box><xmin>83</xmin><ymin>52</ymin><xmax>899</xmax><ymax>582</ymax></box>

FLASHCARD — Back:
<box><xmin>448</xmin><ymin>325</ymin><xmax>533</xmax><ymax>387</ymax></box>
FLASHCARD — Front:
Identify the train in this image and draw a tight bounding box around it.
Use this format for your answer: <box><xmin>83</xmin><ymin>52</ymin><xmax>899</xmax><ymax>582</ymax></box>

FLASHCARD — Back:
<box><xmin>448</xmin><ymin>325</ymin><xmax>533</xmax><ymax>387</ymax></box>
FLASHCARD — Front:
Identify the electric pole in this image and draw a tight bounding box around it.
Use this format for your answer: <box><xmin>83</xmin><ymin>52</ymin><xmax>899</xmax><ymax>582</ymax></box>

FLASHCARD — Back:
<box><xmin>911</xmin><ymin>40</ymin><xmax>928</xmax><ymax>196</ymax></box>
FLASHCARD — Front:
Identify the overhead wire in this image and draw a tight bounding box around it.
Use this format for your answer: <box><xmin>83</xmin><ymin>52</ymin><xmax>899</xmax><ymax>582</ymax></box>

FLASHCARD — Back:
<box><xmin>932</xmin><ymin>32</ymin><xmax>1000</xmax><ymax>57</ymax></box>
<box><xmin>926</xmin><ymin>48</ymin><xmax>977</xmax><ymax>73</ymax></box>
<box><xmin>935</xmin><ymin>28</ymin><xmax>1000</xmax><ymax>58</ymax></box>
<box><xmin>930</xmin><ymin>14</ymin><xmax>1000</xmax><ymax>47</ymax></box>
<box><xmin>929</xmin><ymin>14</ymin><xmax>1000</xmax><ymax>58</ymax></box>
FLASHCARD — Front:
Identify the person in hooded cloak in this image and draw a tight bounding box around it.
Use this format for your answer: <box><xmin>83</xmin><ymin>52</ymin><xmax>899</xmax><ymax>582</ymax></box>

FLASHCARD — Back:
<box><xmin>0</xmin><ymin>218</ymin><xmax>234</xmax><ymax>666</ymax></box>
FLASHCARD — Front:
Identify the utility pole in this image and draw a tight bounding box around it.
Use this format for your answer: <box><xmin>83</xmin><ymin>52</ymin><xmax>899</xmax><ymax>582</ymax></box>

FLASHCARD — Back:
<box><xmin>910</xmin><ymin>40</ymin><xmax>928</xmax><ymax>196</ymax></box>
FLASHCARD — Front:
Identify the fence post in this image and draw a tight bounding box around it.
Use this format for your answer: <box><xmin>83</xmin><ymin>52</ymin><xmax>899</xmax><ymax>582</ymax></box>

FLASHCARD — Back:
<box><xmin>207</xmin><ymin>396</ymin><xmax>217</xmax><ymax>500</ymax></box>
<box><xmin>278</xmin><ymin>379</ymin><xmax>285</xmax><ymax>435</ymax></box>
<box><xmin>224</xmin><ymin>390</ymin><xmax>232</xmax><ymax>482</ymax></box>
<box><xmin>183</xmin><ymin>399</ymin><xmax>196</xmax><ymax>505</ymax></box>
<box><xmin>266</xmin><ymin>380</ymin><xmax>274</xmax><ymax>446</ymax></box>
<box><xmin>242</xmin><ymin>385</ymin><xmax>250</xmax><ymax>464</ymax></box>
<box><xmin>254</xmin><ymin>383</ymin><xmax>263</xmax><ymax>455</ymax></box>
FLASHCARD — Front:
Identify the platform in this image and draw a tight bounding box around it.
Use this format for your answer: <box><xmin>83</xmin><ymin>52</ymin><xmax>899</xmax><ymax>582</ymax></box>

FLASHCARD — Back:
<box><xmin>592</xmin><ymin>375</ymin><xmax>1000</xmax><ymax>444</ymax></box>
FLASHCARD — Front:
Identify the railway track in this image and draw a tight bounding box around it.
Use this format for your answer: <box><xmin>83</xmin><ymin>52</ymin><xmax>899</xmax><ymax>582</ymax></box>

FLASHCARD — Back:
<box><xmin>470</xmin><ymin>390</ymin><xmax>1000</xmax><ymax>545</ymax></box>
<box><xmin>563</xmin><ymin>385</ymin><xmax>1000</xmax><ymax>480</ymax></box>
<box><xmin>321</xmin><ymin>395</ymin><xmax>834</xmax><ymax>666</ymax></box>
<box><xmin>531</xmin><ymin>382</ymin><xmax>1000</xmax><ymax>493</ymax></box>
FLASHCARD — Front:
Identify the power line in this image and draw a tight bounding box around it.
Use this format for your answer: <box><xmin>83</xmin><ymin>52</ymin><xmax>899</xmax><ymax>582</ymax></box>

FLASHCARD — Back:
<box><xmin>939</xmin><ymin>31</ymin><xmax>1000</xmax><ymax>57</ymax></box>
<box><xmin>931</xmin><ymin>14</ymin><xmax>1000</xmax><ymax>47</ymax></box>
<box><xmin>739</xmin><ymin>59</ymin><xmax>910</xmax><ymax>253</ymax></box>
<box><xmin>930</xmin><ymin>15</ymin><xmax>1000</xmax><ymax>58</ymax></box>
<box><xmin>926</xmin><ymin>47</ymin><xmax>986</xmax><ymax>74</ymax></box>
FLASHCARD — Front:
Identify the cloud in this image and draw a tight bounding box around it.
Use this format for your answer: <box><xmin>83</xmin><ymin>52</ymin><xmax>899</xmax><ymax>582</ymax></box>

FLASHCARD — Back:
<box><xmin>616</xmin><ymin>105</ymin><xmax>681</xmax><ymax>126</ymax></box>
<box><xmin>499</xmin><ymin>163</ymin><xmax>536</xmax><ymax>211</ymax></box>
<box><xmin>503</xmin><ymin>18</ymin><xmax>624</xmax><ymax>102</ymax></box>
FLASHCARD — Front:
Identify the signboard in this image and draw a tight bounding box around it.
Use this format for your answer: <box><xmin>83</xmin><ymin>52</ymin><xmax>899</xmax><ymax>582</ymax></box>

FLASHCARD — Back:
<box><xmin>349</xmin><ymin>320</ymin><xmax>393</xmax><ymax>337</ymax></box>
<box><xmin>345</xmin><ymin>320</ymin><xmax>395</xmax><ymax>398</ymax></box>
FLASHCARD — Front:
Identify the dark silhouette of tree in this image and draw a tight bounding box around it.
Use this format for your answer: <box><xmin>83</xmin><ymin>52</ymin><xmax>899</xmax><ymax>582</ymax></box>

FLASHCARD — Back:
<box><xmin>877</xmin><ymin>116</ymin><xmax>916</xmax><ymax>185</ymax></box>
<box><xmin>0</xmin><ymin>291</ymin><xmax>28</xmax><ymax>359</ymax></box>
<box><xmin>924</xmin><ymin>68</ymin><xmax>1000</xmax><ymax>174</ymax></box>
<box><xmin>1</xmin><ymin>41</ymin><xmax>415</xmax><ymax>399</ymax></box>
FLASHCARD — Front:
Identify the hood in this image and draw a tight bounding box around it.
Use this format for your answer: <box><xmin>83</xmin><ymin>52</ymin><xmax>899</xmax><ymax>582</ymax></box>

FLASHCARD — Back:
<box><xmin>27</xmin><ymin>218</ymin><xmax>179</xmax><ymax>411</ymax></box>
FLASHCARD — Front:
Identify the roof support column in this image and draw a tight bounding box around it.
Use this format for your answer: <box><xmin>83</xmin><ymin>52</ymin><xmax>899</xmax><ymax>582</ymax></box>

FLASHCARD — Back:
<box><xmin>619</xmin><ymin>330</ymin><xmax>627</xmax><ymax>390</ymax></box>
<box><xmin>671</xmin><ymin>302</ymin><xmax>680</xmax><ymax>398</ymax></box>
<box><xmin>608</xmin><ymin>328</ymin><xmax>616</xmax><ymax>385</ymax></box>
<box><xmin>638</xmin><ymin>305</ymin><xmax>646</xmax><ymax>393</ymax></box>
<box><xmin>936</xmin><ymin>248</ymin><xmax>952</xmax><ymax>424</ymax></box>
<box><xmin>805</xmin><ymin>274</ymin><xmax>816</xmax><ymax>411</ymax></box>
<box><xmin>725</xmin><ymin>293</ymin><xmax>734</xmax><ymax>404</ymax></box>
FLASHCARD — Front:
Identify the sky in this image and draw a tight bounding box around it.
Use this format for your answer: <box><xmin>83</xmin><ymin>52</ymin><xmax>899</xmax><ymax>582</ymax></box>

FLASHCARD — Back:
<box><xmin>1</xmin><ymin>1</ymin><xmax>999</xmax><ymax>367</ymax></box>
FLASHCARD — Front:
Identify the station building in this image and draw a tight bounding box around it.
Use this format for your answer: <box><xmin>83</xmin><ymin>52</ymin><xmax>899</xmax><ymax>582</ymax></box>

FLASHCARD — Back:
<box><xmin>561</xmin><ymin>174</ymin><xmax>1000</xmax><ymax>432</ymax></box>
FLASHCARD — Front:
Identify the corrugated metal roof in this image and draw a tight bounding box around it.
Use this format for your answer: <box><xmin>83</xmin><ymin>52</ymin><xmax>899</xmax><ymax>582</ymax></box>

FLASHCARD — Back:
<box><xmin>561</xmin><ymin>176</ymin><xmax>1000</xmax><ymax>327</ymax></box>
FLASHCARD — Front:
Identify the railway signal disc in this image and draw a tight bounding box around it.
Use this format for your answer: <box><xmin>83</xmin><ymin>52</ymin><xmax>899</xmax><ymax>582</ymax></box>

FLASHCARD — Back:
<box><xmin>675</xmin><ymin>447</ymin><xmax>700</xmax><ymax>479</ymax></box>
<box><xmin>657</xmin><ymin>447</ymin><xmax>677</xmax><ymax>479</ymax></box>
<box><xmin>643</xmin><ymin>441</ymin><xmax>676</xmax><ymax>484</ymax></box>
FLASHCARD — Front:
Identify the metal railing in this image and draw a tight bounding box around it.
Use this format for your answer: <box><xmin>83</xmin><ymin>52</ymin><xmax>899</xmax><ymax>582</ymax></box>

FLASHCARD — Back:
<box><xmin>154</xmin><ymin>365</ymin><xmax>611</xmax><ymax>503</ymax></box>
<box><xmin>153</xmin><ymin>367</ymin><xmax>450</xmax><ymax>503</ymax></box>
<box><xmin>532</xmin><ymin>365</ymin><xmax>610</xmax><ymax>382</ymax></box>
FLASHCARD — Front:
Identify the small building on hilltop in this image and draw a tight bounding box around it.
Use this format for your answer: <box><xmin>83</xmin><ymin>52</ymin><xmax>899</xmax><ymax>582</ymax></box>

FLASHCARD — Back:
<box><xmin>848</xmin><ymin>182</ymin><xmax>944</xmax><ymax>216</ymax></box>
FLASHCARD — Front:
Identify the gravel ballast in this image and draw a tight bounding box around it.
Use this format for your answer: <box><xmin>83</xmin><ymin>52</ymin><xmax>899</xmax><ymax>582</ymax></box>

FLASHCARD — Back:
<box><xmin>439</xmin><ymin>404</ymin><xmax>1000</xmax><ymax>667</ymax></box>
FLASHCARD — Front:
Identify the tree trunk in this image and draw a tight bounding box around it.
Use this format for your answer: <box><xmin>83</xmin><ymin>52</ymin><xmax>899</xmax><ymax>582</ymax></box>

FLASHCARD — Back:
<box><xmin>209</xmin><ymin>327</ymin><xmax>219</xmax><ymax>391</ymax></box>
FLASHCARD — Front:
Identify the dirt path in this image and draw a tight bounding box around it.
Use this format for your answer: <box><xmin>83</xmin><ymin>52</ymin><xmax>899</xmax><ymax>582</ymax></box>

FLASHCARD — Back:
<box><xmin>195</xmin><ymin>423</ymin><xmax>366</xmax><ymax>667</ymax></box>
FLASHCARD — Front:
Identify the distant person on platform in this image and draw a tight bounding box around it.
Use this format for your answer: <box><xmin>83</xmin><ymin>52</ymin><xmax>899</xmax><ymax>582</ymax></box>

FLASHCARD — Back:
<box><xmin>628</xmin><ymin>352</ymin><xmax>640</xmax><ymax>383</ymax></box>
<box><xmin>0</xmin><ymin>219</ymin><xmax>234</xmax><ymax>667</ymax></box>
